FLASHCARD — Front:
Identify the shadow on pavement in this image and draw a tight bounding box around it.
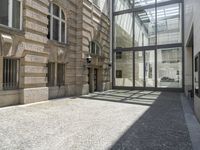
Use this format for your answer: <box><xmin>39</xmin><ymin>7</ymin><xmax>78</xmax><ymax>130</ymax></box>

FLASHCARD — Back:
<box><xmin>81</xmin><ymin>90</ymin><xmax>193</xmax><ymax>150</ymax></box>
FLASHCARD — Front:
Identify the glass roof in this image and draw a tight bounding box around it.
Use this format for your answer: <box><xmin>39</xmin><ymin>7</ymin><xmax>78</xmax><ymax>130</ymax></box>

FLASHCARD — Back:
<box><xmin>136</xmin><ymin>3</ymin><xmax>180</xmax><ymax>33</ymax></box>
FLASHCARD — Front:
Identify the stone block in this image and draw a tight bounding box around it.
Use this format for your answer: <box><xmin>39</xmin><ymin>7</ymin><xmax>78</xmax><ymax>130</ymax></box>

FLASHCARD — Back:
<box><xmin>20</xmin><ymin>87</ymin><xmax>48</xmax><ymax>104</ymax></box>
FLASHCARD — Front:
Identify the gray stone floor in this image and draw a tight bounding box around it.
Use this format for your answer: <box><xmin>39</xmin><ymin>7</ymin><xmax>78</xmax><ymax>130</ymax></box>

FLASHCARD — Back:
<box><xmin>0</xmin><ymin>90</ymin><xmax>193</xmax><ymax>150</ymax></box>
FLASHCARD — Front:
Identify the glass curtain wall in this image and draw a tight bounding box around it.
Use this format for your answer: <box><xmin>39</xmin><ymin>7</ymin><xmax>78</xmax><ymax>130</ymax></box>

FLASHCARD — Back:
<box><xmin>113</xmin><ymin>0</ymin><xmax>183</xmax><ymax>89</ymax></box>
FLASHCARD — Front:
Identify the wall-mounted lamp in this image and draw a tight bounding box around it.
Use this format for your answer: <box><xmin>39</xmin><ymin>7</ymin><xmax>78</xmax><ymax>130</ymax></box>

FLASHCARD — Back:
<box><xmin>108</xmin><ymin>62</ymin><xmax>112</xmax><ymax>68</ymax></box>
<box><xmin>87</xmin><ymin>55</ymin><xmax>92</xmax><ymax>64</ymax></box>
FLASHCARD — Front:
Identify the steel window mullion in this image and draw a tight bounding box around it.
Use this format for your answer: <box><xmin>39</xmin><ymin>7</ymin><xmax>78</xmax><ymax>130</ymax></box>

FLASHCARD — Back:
<box><xmin>113</xmin><ymin>0</ymin><xmax>183</xmax><ymax>17</ymax></box>
<box><xmin>144</xmin><ymin>50</ymin><xmax>146</xmax><ymax>88</ymax></box>
<box><xmin>155</xmin><ymin>0</ymin><xmax>158</xmax><ymax>88</ymax></box>
<box><xmin>132</xmin><ymin>11</ymin><xmax>135</xmax><ymax>88</ymax></box>
<box><xmin>181</xmin><ymin>1</ymin><xmax>185</xmax><ymax>89</ymax></box>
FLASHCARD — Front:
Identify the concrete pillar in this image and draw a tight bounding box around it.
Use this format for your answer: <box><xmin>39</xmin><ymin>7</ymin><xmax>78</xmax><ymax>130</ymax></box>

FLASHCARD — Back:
<box><xmin>0</xmin><ymin>56</ymin><xmax>3</xmax><ymax>90</ymax></box>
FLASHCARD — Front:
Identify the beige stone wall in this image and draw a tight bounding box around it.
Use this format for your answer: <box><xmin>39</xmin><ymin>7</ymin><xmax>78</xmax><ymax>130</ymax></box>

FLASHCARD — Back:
<box><xmin>78</xmin><ymin>0</ymin><xmax>111</xmax><ymax>94</ymax></box>
<box><xmin>0</xmin><ymin>0</ymin><xmax>111</xmax><ymax>106</ymax></box>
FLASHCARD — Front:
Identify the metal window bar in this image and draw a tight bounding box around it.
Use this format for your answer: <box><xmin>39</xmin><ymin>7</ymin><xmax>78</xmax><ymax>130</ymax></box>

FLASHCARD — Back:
<box><xmin>3</xmin><ymin>58</ymin><xmax>19</xmax><ymax>90</ymax></box>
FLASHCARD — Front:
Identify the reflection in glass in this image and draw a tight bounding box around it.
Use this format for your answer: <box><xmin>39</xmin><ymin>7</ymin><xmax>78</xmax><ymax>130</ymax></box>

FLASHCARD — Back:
<box><xmin>53</xmin><ymin>18</ymin><xmax>59</xmax><ymax>41</ymax></box>
<box><xmin>13</xmin><ymin>0</ymin><xmax>21</xmax><ymax>29</ymax></box>
<box><xmin>115</xmin><ymin>51</ymin><xmax>133</xmax><ymax>86</ymax></box>
<box><xmin>134</xmin><ymin>0</ymin><xmax>155</xmax><ymax>7</ymax></box>
<box><xmin>114</xmin><ymin>13</ymin><xmax>133</xmax><ymax>49</ymax></box>
<box><xmin>0</xmin><ymin>0</ymin><xmax>8</xmax><ymax>26</ymax></box>
<box><xmin>145</xmin><ymin>50</ymin><xmax>155</xmax><ymax>87</ymax></box>
<box><xmin>135</xmin><ymin>8</ymin><xmax>156</xmax><ymax>47</ymax></box>
<box><xmin>157</xmin><ymin>47</ymin><xmax>182</xmax><ymax>88</ymax></box>
<box><xmin>135</xmin><ymin>51</ymin><xmax>144</xmax><ymax>87</ymax></box>
<box><xmin>114</xmin><ymin>0</ymin><xmax>133</xmax><ymax>12</ymax></box>
<box><xmin>157</xmin><ymin>4</ymin><xmax>182</xmax><ymax>45</ymax></box>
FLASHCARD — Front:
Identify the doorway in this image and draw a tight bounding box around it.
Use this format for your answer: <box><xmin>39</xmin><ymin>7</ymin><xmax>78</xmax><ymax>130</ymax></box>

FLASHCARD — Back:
<box><xmin>88</xmin><ymin>68</ymin><xmax>99</xmax><ymax>93</ymax></box>
<box><xmin>94</xmin><ymin>69</ymin><xmax>98</xmax><ymax>92</ymax></box>
<box><xmin>134</xmin><ymin>50</ymin><xmax>155</xmax><ymax>88</ymax></box>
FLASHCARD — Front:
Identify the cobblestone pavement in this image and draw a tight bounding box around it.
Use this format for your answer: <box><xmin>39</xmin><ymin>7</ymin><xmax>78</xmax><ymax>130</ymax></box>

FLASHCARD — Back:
<box><xmin>0</xmin><ymin>90</ymin><xmax>193</xmax><ymax>150</ymax></box>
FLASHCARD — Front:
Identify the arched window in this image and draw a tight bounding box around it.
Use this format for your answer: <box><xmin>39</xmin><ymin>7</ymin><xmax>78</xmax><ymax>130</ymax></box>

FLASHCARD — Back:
<box><xmin>89</xmin><ymin>41</ymin><xmax>101</xmax><ymax>55</ymax></box>
<box><xmin>48</xmin><ymin>3</ymin><xmax>66</xmax><ymax>43</ymax></box>
<box><xmin>0</xmin><ymin>0</ymin><xmax>23</xmax><ymax>30</ymax></box>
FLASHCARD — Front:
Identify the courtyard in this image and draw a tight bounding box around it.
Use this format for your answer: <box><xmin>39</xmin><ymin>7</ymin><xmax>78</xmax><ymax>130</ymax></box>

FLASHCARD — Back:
<box><xmin>0</xmin><ymin>90</ymin><xmax>196</xmax><ymax>150</ymax></box>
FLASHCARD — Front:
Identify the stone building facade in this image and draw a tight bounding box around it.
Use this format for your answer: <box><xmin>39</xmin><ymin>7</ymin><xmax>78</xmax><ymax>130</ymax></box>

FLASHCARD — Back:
<box><xmin>0</xmin><ymin>0</ymin><xmax>111</xmax><ymax>107</ymax></box>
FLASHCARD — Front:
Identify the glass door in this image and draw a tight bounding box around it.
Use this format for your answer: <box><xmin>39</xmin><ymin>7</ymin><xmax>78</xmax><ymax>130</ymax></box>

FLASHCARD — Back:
<box><xmin>135</xmin><ymin>51</ymin><xmax>144</xmax><ymax>87</ymax></box>
<box><xmin>134</xmin><ymin>50</ymin><xmax>155</xmax><ymax>88</ymax></box>
<box><xmin>145</xmin><ymin>50</ymin><xmax>155</xmax><ymax>87</ymax></box>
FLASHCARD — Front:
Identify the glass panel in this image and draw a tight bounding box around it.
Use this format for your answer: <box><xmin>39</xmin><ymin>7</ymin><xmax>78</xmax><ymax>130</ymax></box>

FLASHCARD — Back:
<box><xmin>114</xmin><ymin>13</ymin><xmax>133</xmax><ymax>49</ymax></box>
<box><xmin>47</xmin><ymin>15</ymin><xmax>50</xmax><ymax>39</ymax></box>
<box><xmin>114</xmin><ymin>0</ymin><xmax>133</xmax><ymax>12</ymax></box>
<box><xmin>134</xmin><ymin>8</ymin><xmax>155</xmax><ymax>47</ymax></box>
<box><xmin>115</xmin><ymin>51</ymin><xmax>133</xmax><ymax>86</ymax></box>
<box><xmin>61</xmin><ymin>10</ymin><xmax>65</xmax><ymax>20</ymax></box>
<box><xmin>91</xmin><ymin>42</ymin><xmax>96</xmax><ymax>54</ymax></box>
<box><xmin>0</xmin><ymin>0</ymin><xmax>8</xmax><ymax>26</ymax></box>
<box><xmin>157</xmin><ymin>3</ymin><xmax>182</xmax><ymax>45</ymax></box>
<box><xmin>96</xmin><ymin>44</ymin><xmax>100</xmax><ymax>55</ymax></box>
<box><xmin>145</xmin><ymin>50</ymin><xmax>155</xmax><ymax>87</ymax></box>
<box><xmin>134</xmin><ymin>0</ymin><xmax>155</xmax><ymax>8</ymax></box>
<box><xmin>53</xmin><ymin>18</ymin><xmax>59</xmax><ymax>41</ymax></box>
<box><xmin>61</xmin><ymin>22</ymin><xmax>65</xmax><ymax>43</ymax></box>
<box><xmin>12</xmin><ymin>0</ymin><xmax>21</xmax><ymax>29</ymax></box>
<box><xmin>157</xmin><ymin>47</ymin><xmax>182</xmax><ymax>88</ymax></box>
<box><xmin>53</xmin><ymin>4</ymin><xmax>59</xmax><ymax>17</ymax></box>
<box><xmin>93</xmin><ymin>0</ymin><xmax>100</xmax><ymax>7</ymax></box>
<box><xmin>135</xmin><ymin>51</ymin><xmax>144</xmax><ymax>87</ymax></box>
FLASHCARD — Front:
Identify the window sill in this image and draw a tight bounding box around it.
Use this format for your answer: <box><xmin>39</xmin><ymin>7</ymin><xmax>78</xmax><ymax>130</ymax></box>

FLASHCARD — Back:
<box><xmin>0</xmin><ymin>24</ymin><xmax>24</xmax><ymax>36</ymax></box>
<box><xmin>48</xmin><ymin>39</ymin><xmax>68</xmax><ymax>48</ymax></box>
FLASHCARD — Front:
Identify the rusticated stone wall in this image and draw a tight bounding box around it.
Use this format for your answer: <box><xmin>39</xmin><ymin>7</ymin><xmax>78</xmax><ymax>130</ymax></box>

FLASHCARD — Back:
<box><xmin>0</xmin><ymin>0</ymin><xmax>111</xmax><ymax>106</ymax></box>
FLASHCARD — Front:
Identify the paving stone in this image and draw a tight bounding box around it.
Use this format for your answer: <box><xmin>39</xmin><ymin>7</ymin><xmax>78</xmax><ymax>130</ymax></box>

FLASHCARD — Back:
<box><xmin>0</xmin><ymin>90</ymin><xmax>193</xmax><ymax>150</ymax></box>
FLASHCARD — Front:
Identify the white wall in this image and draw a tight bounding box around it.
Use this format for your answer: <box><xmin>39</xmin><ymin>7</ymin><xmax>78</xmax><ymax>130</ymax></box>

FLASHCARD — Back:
<box><xmin>184</xmin><ymin>0</ymin><xmax>200</xmax><ymax>122</ymax></box>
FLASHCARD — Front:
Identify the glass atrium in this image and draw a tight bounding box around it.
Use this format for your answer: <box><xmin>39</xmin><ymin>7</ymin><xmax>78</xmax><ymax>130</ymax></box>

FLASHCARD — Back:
<box><xmin>113</xmin><ymin>0</ymin><xmax>183</xmax><ymax>90</ymax></box>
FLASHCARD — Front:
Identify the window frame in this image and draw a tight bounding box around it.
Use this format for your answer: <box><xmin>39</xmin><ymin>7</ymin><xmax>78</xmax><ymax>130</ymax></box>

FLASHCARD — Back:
<box><xmin>89</xmin><ymin>41</ymin><xmax>101</xmax><ymax>56</ymax></box>
<box><xmin>0</xmin><ymin>0</ymin><xmax>23</xmax><ymax>30</ymax></box>
<box><xmin>49</xmin><ymin>3</ymin><xmax>67</xmax><ymax>44</ymax></box>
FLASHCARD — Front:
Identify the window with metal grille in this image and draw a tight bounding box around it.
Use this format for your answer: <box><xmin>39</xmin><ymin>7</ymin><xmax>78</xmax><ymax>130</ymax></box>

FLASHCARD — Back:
<box><xmin>3</xmin><ymin>58</ymin><xmax>19</xmax><ymax>90</ymax></box>
<box><xmin>57</xmin><ymin>63</ymin><xmax>65</xmax><ymax>86</ymax></box>
<box><xmin>47</xmin><ymin>62</ymin><xmax>55</xmax><ymax>86</ymax></box>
